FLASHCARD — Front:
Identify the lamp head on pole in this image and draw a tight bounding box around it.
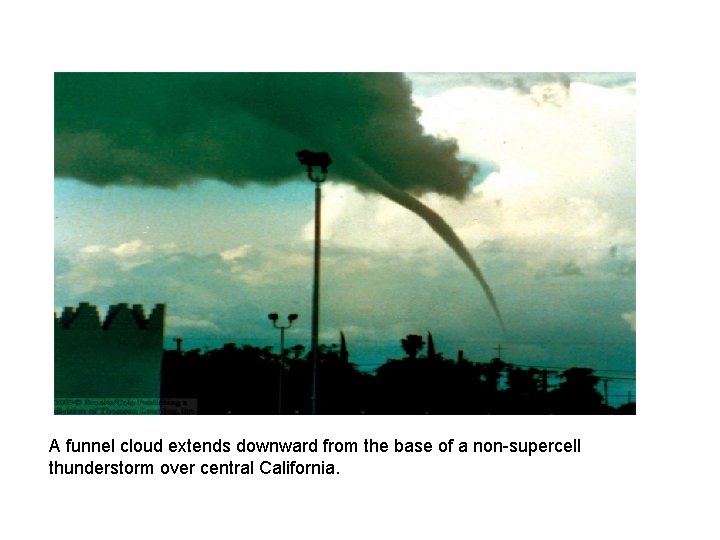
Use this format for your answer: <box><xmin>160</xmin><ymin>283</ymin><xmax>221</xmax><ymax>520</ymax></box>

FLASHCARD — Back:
<box><xmin>296</xmin><ymin>150</ymin><xmax>331</xmax><ymax>181</ymax></box>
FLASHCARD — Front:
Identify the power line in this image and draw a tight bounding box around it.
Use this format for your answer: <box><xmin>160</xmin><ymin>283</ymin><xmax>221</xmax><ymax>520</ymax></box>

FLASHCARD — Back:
<box><xmin>511</xmin><ymin>363</ymin><xmax>635</xmax><ymax>374</ymax></box>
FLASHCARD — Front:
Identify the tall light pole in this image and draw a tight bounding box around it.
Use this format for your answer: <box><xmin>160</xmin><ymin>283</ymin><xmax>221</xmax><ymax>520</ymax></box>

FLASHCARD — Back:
<box><xmin>296</xmin><ymin>150</ymin><xmax>331</xmax><ymax>415</ymax></box>
<box><xmin>268</xmin><ymin>312</ymin><xmax>298</xmax><ymax>414</ymax></box>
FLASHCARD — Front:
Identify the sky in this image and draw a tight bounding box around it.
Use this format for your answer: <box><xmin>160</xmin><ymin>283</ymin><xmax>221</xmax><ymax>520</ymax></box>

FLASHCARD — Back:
<box><xmin>54</xmin><ymin>72</ymin><xmax>635</xmax><ymax>398</ymax></box>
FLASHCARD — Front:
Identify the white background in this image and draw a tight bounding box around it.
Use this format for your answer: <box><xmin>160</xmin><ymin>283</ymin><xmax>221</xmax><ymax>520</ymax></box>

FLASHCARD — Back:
<box><xmin>2</xmin><ymin>1</ymin><xmax>719</xmax><ymax>538</ymax></box>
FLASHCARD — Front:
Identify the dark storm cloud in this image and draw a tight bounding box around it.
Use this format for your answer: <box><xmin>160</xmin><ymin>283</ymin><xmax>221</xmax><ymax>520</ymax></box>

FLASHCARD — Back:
<box><xmin>55</xmin><ymin>73</ymin><xmax>477</xmax><ymax>197</ymax></box>
<box><xmin>54</xmin><ymin>73</ymin><xmax>503</xmax><ymax>328</ymax></box>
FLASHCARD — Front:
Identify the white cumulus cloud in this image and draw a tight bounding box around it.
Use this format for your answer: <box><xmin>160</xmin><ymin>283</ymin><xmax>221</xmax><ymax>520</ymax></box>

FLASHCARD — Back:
<box><xmin>220</xmin><ymin>244</ymin><xmax>252</xmax><ymax>261</ymax></box>
<box><xmin>109</xmin><ymin>239</ymin><xmax>154</xmax><ymax>257</ymax></box>
<box><xmin>304</xmin><ymin>80</ymin><xmax>635</xmax><ymax>281</ymax></box>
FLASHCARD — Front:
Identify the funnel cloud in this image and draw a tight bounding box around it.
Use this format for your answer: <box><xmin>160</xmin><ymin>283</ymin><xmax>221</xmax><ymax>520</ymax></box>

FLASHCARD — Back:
<box><xmin>55</xmin><ymin>73</ymin><xmax>503</xmax><ymax>327</ymax></box>
<box><xmin>347</xmin><ymin>155</ymin><xmax>505</xmax><ymax>331</ymax></box>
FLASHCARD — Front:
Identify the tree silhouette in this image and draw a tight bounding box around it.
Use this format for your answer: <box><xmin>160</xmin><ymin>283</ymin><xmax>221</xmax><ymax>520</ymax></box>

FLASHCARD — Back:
<box><xmin>503</xmin><ymin>366</ymin><xmax>545</xmax><ymax>413</ymax></box>
<box><xmin>550</xmin><ymin>367</ymin><xmax>606</xmax><ymax>414</ymax></box>
<box><xmin>401</xmin><ymin>334</ymin><xmax>425</xmax><ymax>359</ymax></box>
<box><xmin>481</xmin><ymin>357</ymin><xmax>506</xmax><ymax>393</ymax></box>
<box><xmin>160</xmin><ymin>336</ymin><xmax>631</xmax><ymax>415</ymax></box>
<box><xmin>289</xmin><ymin>344</ymin><xmax>306</xmax><ymax>360</ymax></box>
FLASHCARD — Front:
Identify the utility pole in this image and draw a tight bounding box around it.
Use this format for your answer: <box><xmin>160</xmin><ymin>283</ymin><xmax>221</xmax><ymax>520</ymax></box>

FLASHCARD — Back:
<box><xmin>268</xmin><ymin>313</ymin><xmax>298</xmax><ymax>415</ymax></box>
<box><xmin>296</xmin><ymin>150</ymin><xmax>331</xmax><ymax>415</ymax></box>
<box><xmin>311</xmin><ymin>179</ymin><xmax>321</xmax><ymax>414</ymax></box>
<box><xmin>494</xmin><ymin>344</ymin><xmax>505</xmax><ymax>359</ymax></box>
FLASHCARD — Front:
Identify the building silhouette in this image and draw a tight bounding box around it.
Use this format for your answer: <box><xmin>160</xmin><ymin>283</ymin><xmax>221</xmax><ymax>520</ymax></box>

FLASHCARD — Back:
<box><xmin>55</xmin><ymin>302</ymin><xmax>165</xmax><ymax>412</ymax></box>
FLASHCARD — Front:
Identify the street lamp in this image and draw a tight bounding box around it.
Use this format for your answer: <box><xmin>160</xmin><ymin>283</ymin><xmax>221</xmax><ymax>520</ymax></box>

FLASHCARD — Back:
<box><xmin>268</xmin><ymin>312</ymin><xmax>298</xmax><ymax>414</ymax></box>
<box><xmin>296</xmin><ymin>149</ymin><xmax>331</xmax><ymax>415</ymax></box>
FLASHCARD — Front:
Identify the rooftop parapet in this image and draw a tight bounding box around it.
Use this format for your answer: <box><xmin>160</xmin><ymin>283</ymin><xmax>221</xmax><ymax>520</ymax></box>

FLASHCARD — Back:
<box><xmin>56</xmin><ymin>302</ymin><xmax>166</xmax><ymax>332</ymax></box>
